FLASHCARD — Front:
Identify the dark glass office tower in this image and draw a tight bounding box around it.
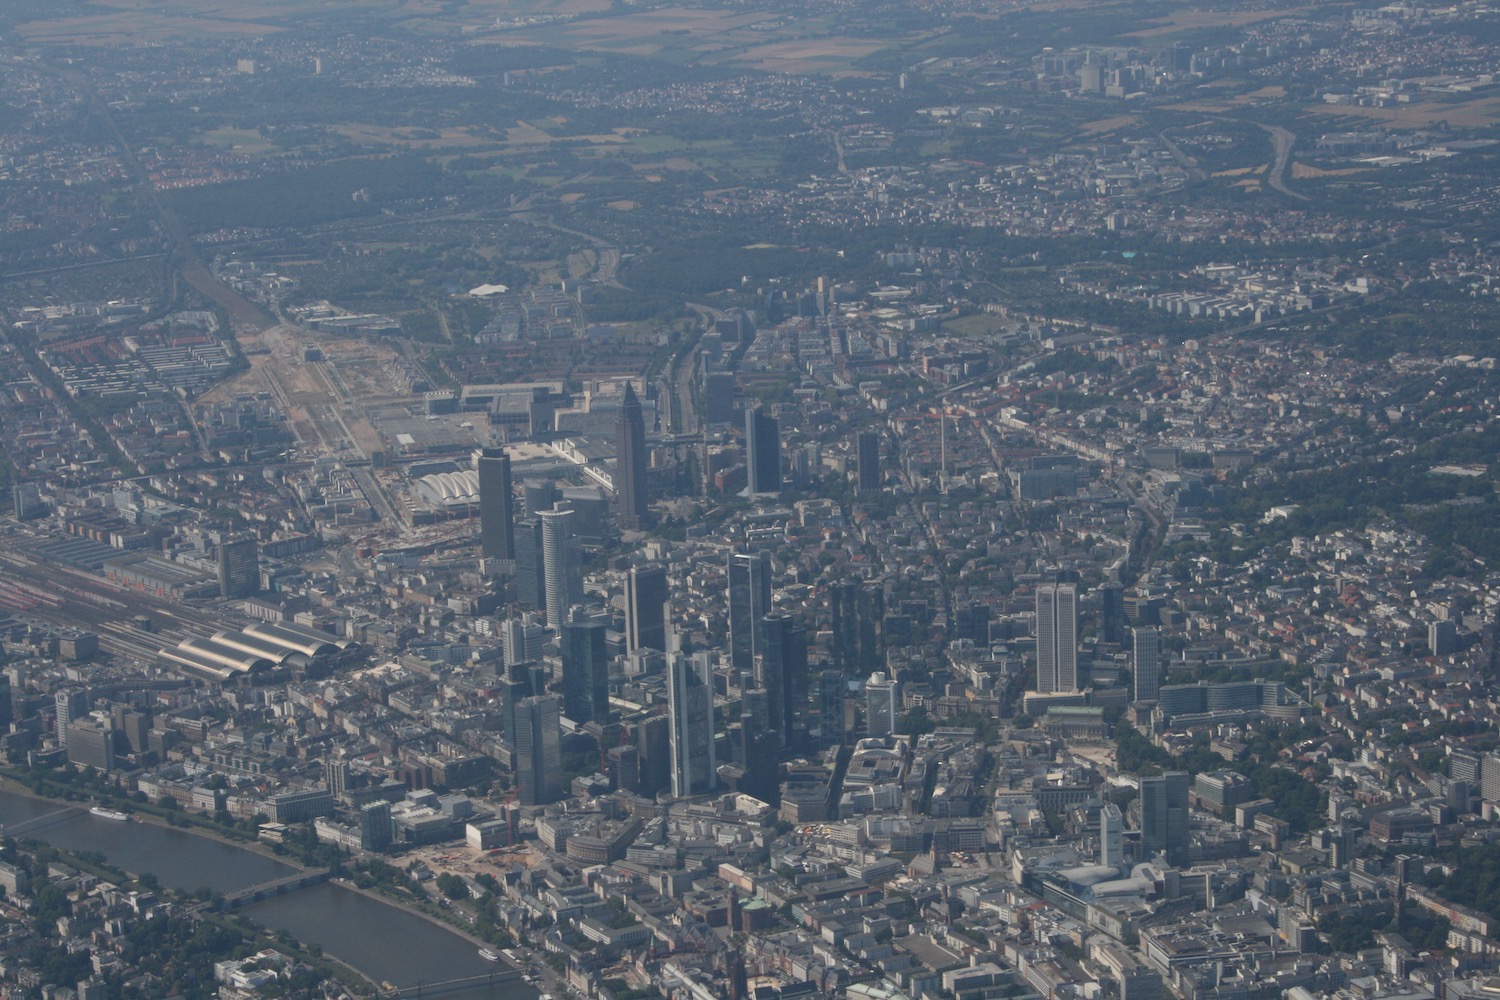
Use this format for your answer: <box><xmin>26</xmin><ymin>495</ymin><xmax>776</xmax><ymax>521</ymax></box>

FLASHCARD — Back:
<box><xmin>727</xmin><ymin>551</ymin><xmax>772</xmax><ymax>676</ymax></box>
<box><xmin>477</xmin><ymin>448</ymin><xmax>515</xmax><ymax>561</ymax></box>
<box><xmin>561</xmin><ymin>615</ymin><xmax>610</xmax><ymax>724</ymax></box>
<box><xmin>626</xmin><ymin>564</ymin><xmax>668</xmax><ymax>653</ymax></box>
<box><xmin>615</xmin><ymin>383</ymin><xmax>649</xmax><ymax>530</ymax></box>
<box><xmin>745</xmin><ymin>404</ymin><xmax>781</xmax><ymax>495</ymax></box>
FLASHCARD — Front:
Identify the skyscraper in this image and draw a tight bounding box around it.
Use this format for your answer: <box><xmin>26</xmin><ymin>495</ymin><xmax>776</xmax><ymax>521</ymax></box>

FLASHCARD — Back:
<box><xmin>1100</xmin><ymin>802</ymin><xmax>1123</xmax><ymax>868</ymax></box>
<box><xmin>538</xmin><ymin>508</ymin><xmax>581</xmax><ymax>629</ymax></box>
<box><xmin>831</xmin><ymin>581</ymin><xmax>858</xmax><ymax>676</ymax></box>
<box><xmin>760</xmin><ymin>612</ymin><xmax>808</xmax><ymax>750</ymax></box>
<box><xmin>501</xmin><ymin>615</ymin><xmax>547</xmax><ymax>667</ymax></box>
<box><xmin>514</xmin><ymin>695</ymin><xmax>563</xmax><ymax>806</ymax></box>
<box><xmin>66</xmin><ymin>718</ymin><xmax>115</xmax><ymax>772</ymax></box>
<box><xmin>636</xmin><ymin>713</ymin><xmax>671</xmax><ymax>798</ymax></box>
<box><xmin>55</xmin><ymin>689</ymin><xmax>88</xmax><ymax>752</ymax></box>
<box><xmin>865</xmin><ymin>672</ymin><xmax>898</xmax><ymax>737</ymax></box>
<box><xmin>360</xmin><ymin>800</ymin><xmax>393</xmax><ymax>853</ymax></box>
<box><xmin>615</xmin><ymin>383</ymin><xmax>650</xmax><ymax>530</ymax></box>
<box><xmin>513</xmin><ymin>518</ymin><xmax>546</xmax><ymax>612</ymax></box>
<box><xmin>818</xmin><ymin>669</ymin><xmax>845</xmax><ymax>747</ymax></box>
<box><xmin>1140</xmin><ymin>771</ymin><xmax>1190</xmax><ymax>867</ymax></box>
<box><xmin>560</xmin><ymin>614</ymin><xmax>610</xmax><ymax>724</ymax></box>
<box><xmin>477</xmin><ymin>448</ymin><xmax>516</xmax><ymax>562</ymax></box>
<box><xmin>1035</xmin><ymin>582</ymin><xmax>1079</xmax><ymax>693</ymax></box>
<box><xmin>626</xmin><ymin>564</ymin><xmax>668</xmax><ymax>653</ymax></box>
<box><xmin>856</xmin><ymin>430</ymin><xmax>881</xmax><ymax>494</ymax></box>
<box><xmin>727</xmin><ymin>551</ymin><xmax>772</xmax><ymax>677</ymax></box>
<box><xmin>217</xmin><ymin>535</ymin><xmax>259</xmax><ymax>599</ymax></box>
<box><xmin>668</xmin><ymin>652</ymin><xmax>716</xmax><ymax>798</ymax></box>
<box><xmin>745</xmin><ymin>405</ymin><xmax>781</xmax><ymax>495</ymax></box>
<box><xmin>1133</xmin><ymin>626</ymin><xmax>1161</xmax><ymax>703</ymax></box>
<box><xmin>1097</xmin><ymin>583</ymin><xmax>1125</xmax><ymax>645</ymax></box>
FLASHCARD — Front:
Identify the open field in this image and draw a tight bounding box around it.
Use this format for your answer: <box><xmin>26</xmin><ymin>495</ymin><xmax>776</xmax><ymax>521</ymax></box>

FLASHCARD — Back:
<box><xmin>1291</xmin><ymin>162</ymin><xmax>1373</xmax><ymax>178</ymax></box>
<box><xmin>15</xmin><ymin>11</ymin><xmax>284</xmax><ymax>44</ymax></box>
<box><xmin>331</xmin><ymin>124</ymin><xmax>496</xmax><ymax>150</ymax></box>
<box><xmin>1080</xmin><ymin>115</ymin><xmax>1138</xmax><ymax>135</ymax></box>
<box><xmin>1124</xmin><ymin>5</ymin><xmax>1313</xmax><ymax>38</ymax></box>
<box><xmin>1304</xmin><ymin>98</ymin><xmax>1500</xmax><ymax>129</ymax></box>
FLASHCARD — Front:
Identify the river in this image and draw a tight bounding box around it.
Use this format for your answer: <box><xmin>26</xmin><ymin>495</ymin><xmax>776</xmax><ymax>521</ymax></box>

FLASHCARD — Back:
<box><xmin>0</xmin><ymin>789</ymin><xmax>537</xmax><ymax>999</ymax></box>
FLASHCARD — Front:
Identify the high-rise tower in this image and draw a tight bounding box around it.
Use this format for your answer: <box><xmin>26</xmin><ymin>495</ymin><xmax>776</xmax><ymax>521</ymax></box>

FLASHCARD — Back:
<box><xmin>668</xmin><ymin>653</ymin><xmax>716</xmax><ymax>797</ymax></box>
<box><xmin>626</xmin><ymin>564</ymin><xmax>668</xmax><ymax>653</ymax></box>
<box><xmin>614</xmin><ymin>383</ymin><xmax>649</xmax><ymax>530</ymax></box>
<box><xmin>1035</xmin><ymin>582</ymin><xmax>1079</xmax><ymax>693</ymax></box>
<box><xmin>561</xmin><ymin>613</ymin><xmax>610</xmax><ymax>724</ymax></box>
<box><xmin>760</xmin><ymin>612</ymin><xmax>808</xmax><ymax>750</ymax></box>
<box><xmin>727</xmin><ymin>551</ymin><xmax>772</xmax><ymax>677</ymax></box>
<box><xmin>856</xmin><ymin>430</ymin><xmax>881</xmax><ymax>494</ymax></box>
<box><xmin>477</xmin><ymin>448</ymin><xmax>516</xmax><ymax>561</ymax></box>
<box><xmin>217</xmin><ymin>535</ymin><xmax>259</xmax><ymax>599</ymax></box>
<box><xmin>1140</xmin><ymin>771</ymin><xmax>1189</xmax><ymax>866</ymax></box>
<box><xmin>1133</xmin><ymin>626</ymin><xmax>1161</xmax><ymax>703</ymax></box>
<box><xmin>514</xmin><ymin>695</ymin><xmax>563</xmax><ymax>805</ymax></box>
<box><xmin>745</xmin><ymin>405</ymin><xmax>781</xmax><ymax>496</ymax></box>
<box><xmin>538</xmin><ymin>508</ymin><xmax>581</xmax><ymax>629</ymax></box>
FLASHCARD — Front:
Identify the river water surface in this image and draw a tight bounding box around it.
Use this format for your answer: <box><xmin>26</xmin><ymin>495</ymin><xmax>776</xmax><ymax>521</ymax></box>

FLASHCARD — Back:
<box><xmin>0</xmin><ymin>789</ymin><xmax>536</xmax><ymax>999</ymax></box>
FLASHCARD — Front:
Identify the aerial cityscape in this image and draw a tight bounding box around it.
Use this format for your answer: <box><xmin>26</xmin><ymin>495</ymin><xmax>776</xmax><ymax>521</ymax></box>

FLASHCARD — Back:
<box><xmin>0</xmin><ymin>0</ymin><xmax>1499</xmax><ymax>999</ymax></box>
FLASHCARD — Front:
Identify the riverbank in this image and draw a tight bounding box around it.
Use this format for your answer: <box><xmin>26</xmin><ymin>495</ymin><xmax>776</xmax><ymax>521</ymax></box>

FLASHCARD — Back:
<box><xmin>0</xmin><ymin>775</ymin><xmax>310</xmax><ymax>873</ymax></box>
<box><xmin>0</xmin><ymin>781</ymin><xmax>534</xmax><ymax>999</ymax></box>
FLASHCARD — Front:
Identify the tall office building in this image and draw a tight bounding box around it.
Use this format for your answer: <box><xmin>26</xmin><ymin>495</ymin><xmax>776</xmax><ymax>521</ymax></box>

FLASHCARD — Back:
<box><xmin>614</xmin><ymin>383</ymin><xmax>650</xmax><ymax>530</ymax></box>
<box><xmin>1035</xmin><ymin>582</ymin><xmax>1079</xmax><ymax>693</ymax></box>
<box><xmin>745</xmin><ymin>405</ymin><xmax>782</xmax><ymax>495</ymax></box>
<box><xmin>760</xmin><ymin>612</ymin><xmax>808</xmax><ymax>749</ymax></box>
<box><xmin>522</xmin><ymin>481</ymin><xmax>557</xmax><ymax>519</ymax></box>
<box><xmin>728</xmin><ymin>551</ymin><xmax>773</xmax><ymax>677</ymax></box>
<box><xmin>12</xmin><ymin>482</ymin><xmax>43</xmax><ymax>520</ymax></box>
<box><xmin>626</xmin><ymin>564</ymin><xmax>668</xmax><ymax>653</ymax></box>
<box><xmin>1097</xmin><ymin>583</ymin><xmax>1125</xmax><ymax>645</ymax></box>
<box><xmin>477</xmin><ymin>448</ymin><xmax>516</xmax><ymax>561</ymax></box>
<box><xmin>818</xmin><ymin>669</ymin><xmax>845</xmax><ymax>747</ymax></box>
<box><xmin>560</xmin><ymin>614</ymin><xmax>610</xmax><ymax>724</ymax></box>
<box><xmin>217</xmin><ymin>535</ymin><xmax>259</xmax><ymax>599</ymax></box>
<box><xmin>856</xmin><ymin>430</ymin><xmax>881</xmax><ymax>494</ymax></box>
<box><xmin>501</xmin><ymin>615</ymin><xmax>548</xmax><ymax>667</ymax></box>
<box><xmin>514</xmin><ymin>695</ymin><xmax>563</xmax><ymax>806</ymax></box>
<box><xmin>538</xmin><ymin>508</ymin><xmax>582</xmax><ymax>629</ymax></box>
<box><xmin>1100</xmin><ymin>801</ymin><xmax>1123</xmax><ymax>868</ymax></box>
<box><xmin>668</xmin><ymin>653</ymin><xmax>716</xmax><ymax>798</ymax></box>
<box><xmin>1140</xmin><ymin>771</ymin><xmax>1190</xmax><ymax>867</ymax></box>
<box><xmin>831</xmin><ymin>582</ymin><xmax>858</xmax><ymax>675</ymax></box>
<box><xmin>703</xmin><ymin>372</ymin><xmax>736</xmax><ymax>426</ymax></box>
<box><xmin>513</xmin><ymin>518</ymin><xmax>546</xmax><ymax>612</ymax></box>
<box><xmin>67</xmin><ymin>718</ymin><xmax>115</xmax><ymax>772</ymax></box>
<box><xmin>1133</xmin><ymin>626</ymin><xmax>1161</xmax><ymax>703</ymax></box>
<box><xmin>55</xmin><ymin>689</ymin><xmax>88</xmax><ymax>751</ymax></box>
<box><xmin>360</xmin><ymin>800</ymin><xmax>393</xmax><ymax>853</ymax></box>
<box><xmin>636</xmin><ymin>713</ymin><xmax>672</xmax><ymax>798</ymax></box>
<box><xmin>865</xmin><ymin>672</ymin><xmax>898</xmax><ymax>737</ymax></box>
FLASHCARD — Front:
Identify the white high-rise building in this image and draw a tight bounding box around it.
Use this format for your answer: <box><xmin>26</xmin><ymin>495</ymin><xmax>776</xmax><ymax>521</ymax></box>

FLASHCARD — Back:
<box><xmin>1100</xmin><ymin>801</ymin><xmax>1123</xmax><ymax>868</ymax></box>
<box><xmin>1035</xmin><ymin>582</ymin><xmax>1078</xmax><ymax>693</ymax></box>
<box><xmin>538</xmin><ymin>508</ymin><xmax>581</xmax><ymax>630</ymax></box>
<box><xmin>865</xmin><ymin>671</ymin><xmax>898</xmax><ymax>737</ymax></box>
